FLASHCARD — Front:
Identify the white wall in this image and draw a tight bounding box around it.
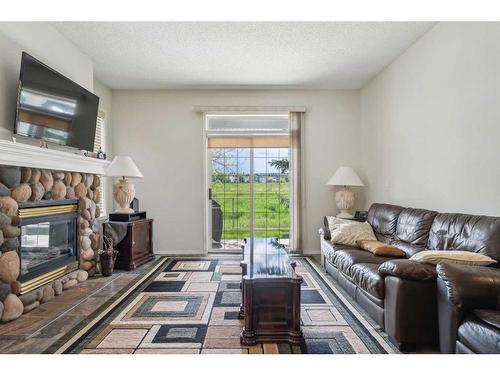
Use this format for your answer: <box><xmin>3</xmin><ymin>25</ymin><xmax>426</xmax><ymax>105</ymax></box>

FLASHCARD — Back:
<box><xmin>0</xmin><ymin>22</ymin><xmax>93</xmax><ymax>138</ymax></box>
<box><xmin>112</xmin><ymin>90</ymin><xmax>360</xmax><ymax>254</ymax></box>
<box><xmin>360</xmin><ymin>22</ymin><xmax>500</xmax><ymax>216</ymax></box>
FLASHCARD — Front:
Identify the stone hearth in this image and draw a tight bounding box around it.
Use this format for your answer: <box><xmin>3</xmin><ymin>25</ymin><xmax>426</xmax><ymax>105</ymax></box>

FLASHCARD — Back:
<box><xmin>0</xmin><ymin>163</ymin><xmax>104</xmax><ymax>323</ymax></box>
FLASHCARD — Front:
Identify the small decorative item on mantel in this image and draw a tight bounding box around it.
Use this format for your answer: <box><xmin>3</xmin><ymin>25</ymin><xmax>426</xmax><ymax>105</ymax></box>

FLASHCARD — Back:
<box><xmin>96</xmin><ymin>147</ymin><xmax>106</xmax><ymax>160</ymax></box>
<box><xmin>98</xmin><ymin>235</ymin><xmax>118</xmax><ymax>277</ymax></box>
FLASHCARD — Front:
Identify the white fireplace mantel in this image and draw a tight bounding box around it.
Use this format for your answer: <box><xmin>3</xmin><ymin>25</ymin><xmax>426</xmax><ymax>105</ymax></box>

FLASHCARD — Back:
<box><xmin>0</xmin><ymin>140</ymin><xmax>110</xmax><ymax>175</ymax></box>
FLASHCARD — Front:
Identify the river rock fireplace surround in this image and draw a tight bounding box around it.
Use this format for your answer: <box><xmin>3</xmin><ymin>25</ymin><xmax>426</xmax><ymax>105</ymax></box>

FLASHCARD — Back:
<box><xmin>0</xmin><ymin>139</ymin><xmax>109</xmax><ymax>322</ymax></box>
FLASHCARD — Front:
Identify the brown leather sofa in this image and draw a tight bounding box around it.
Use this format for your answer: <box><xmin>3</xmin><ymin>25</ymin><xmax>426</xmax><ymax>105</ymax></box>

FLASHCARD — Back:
<box><xmin>319</xmin><ymin>203</ymin><xmax>500</xmax><ymax>351</ymax></box>
<box><xmin>437</xmin><ymin>263</ymin><xmax>500</xmax><ymax>353</ymax></box>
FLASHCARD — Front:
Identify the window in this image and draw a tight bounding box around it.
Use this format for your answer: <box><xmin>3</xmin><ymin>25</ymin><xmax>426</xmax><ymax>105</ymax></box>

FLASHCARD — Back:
<box><xmin>94</xmin><ymin>111</ymin><xmax>106</xmax><ymax>217</ymax></box>
<box><xmin>94</xmin><ymin>111</ymin><xmax>105</xmax><ymax>153</ymax></box>
<box><xmin>207</xmin><ymin>115</ymin><xmax>289</xmax><ymax>132</ymax></box>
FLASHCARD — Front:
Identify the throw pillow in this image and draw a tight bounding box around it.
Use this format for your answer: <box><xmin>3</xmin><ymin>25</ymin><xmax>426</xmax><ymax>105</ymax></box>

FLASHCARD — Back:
<box><xmin>356</xmin><ymin>240</ymin><xmax>406</xmax><ymax>257</ymax></box>
<box><xmin>410</xmin><ymin>250</ymin><xmax>497</xmax><ymax>266</ymax></box>
<box><xmin>326</xmin><ymin>216</ymin><xmax>353</xmax><ymax>230</ymax></box>
<box><xmin>329</xmin><ymin>221</ymin><xmax>377</xmax><ymax>247</ymax></box>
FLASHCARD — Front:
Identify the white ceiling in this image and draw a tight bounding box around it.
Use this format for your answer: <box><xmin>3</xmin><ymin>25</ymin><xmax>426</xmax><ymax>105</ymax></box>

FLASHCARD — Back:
<box><xmin>52</xmin><ymin>22</ymin><xmax>435</xmax><ymax>90</ymax></box>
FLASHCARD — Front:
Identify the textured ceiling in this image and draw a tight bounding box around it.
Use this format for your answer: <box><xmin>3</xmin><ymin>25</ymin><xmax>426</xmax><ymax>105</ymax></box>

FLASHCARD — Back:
<box><xmin>52</xmin><ymin>22</ymin><xmax>435</xmax><ymax>90</ymax></box>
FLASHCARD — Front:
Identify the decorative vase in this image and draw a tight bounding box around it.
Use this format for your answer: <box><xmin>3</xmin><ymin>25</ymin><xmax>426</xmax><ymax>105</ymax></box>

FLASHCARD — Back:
<box><xmin>113</xmin><ymin>178</ymin><xmax>135</xmax><ymax>213</ymax></box>
<box><xmin>335</xmin><ymin>186</ymin><xmax>355</xmax><ymax>218</ymax></box>
<box><xmin>99</xmin><ymin>249</ymin><xmax>118</xmax><ymax>277</ymax></box>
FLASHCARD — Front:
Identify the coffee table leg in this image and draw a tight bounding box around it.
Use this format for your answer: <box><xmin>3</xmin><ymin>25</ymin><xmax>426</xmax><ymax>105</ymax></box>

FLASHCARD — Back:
<box><xmin>240</xmin><ymin>281</ymin><xmax>256</xmax><ymax>345</ymax></box>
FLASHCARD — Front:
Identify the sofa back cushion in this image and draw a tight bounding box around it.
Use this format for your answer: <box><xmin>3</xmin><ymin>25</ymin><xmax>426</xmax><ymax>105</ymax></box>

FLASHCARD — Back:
<box><xmin>428</xmin><ymin>213</ymin><xmax>500</xmax><ymax>266</ymax></box>
<box><xmin>367</xmin><ymin>203</ymin><xmax>404</xmax><ymax>243</ymax></box>
<box><xmin>394</xmin><ymin>208</ymin><xmax>438</xmax><ymax>257</ymax></box>
<box><xmin>389</xmin><ymin>240</ymin><xmax>427</xmax><ymax>258</ymax></box>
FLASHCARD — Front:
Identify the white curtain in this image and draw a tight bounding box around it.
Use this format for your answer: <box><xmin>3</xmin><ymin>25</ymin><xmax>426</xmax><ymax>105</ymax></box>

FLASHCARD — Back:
<box><xmin>289</xmin><ymin>112</ymin><xmax>304</xmax><ymax>254</ymax></box>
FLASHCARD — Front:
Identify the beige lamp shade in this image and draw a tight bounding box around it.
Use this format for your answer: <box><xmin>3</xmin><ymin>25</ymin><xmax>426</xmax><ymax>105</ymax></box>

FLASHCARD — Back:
<box><xmin>327</xmin><ymin>166</ymin><xmax>364</xmax><ymax>187</ymax></box>
<box><xmin>105</xmin><ymin>156</ymin><xmax>143</xmax><ymax>178</ymax></box>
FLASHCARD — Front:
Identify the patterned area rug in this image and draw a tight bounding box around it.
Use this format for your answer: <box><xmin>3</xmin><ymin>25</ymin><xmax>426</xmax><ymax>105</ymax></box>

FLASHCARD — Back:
<box><xmin>56</xmin><ymin>256</ymin><xmax>398</xmax><ymax>354</ymax></box>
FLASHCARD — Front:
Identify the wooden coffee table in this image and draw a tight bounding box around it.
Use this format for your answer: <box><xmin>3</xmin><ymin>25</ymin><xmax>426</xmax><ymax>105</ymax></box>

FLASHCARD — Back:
<box><xmin>239</xmin><ymin>237</ymin><xmax>304</xmax><ymax>345</ymax></box>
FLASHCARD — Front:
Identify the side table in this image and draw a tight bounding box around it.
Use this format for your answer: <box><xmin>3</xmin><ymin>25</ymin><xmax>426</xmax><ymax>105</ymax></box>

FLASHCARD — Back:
<box><xmin>103</xmin><ymin>218</ymin><xmax>154</xmax><ymax>270</ymax></box>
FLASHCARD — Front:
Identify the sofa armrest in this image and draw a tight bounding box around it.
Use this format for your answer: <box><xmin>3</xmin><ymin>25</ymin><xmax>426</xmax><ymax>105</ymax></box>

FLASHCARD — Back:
<box><xmin>436</xmin><ymin>263</ymin><xmax>500</xmax><ymax>353</ymax></box>
<box><xmin>379</xmin><ymin>259</ymin><xmax>437</xmax><ymax>281</ymax></box>
<box><xmin>384</xmin><ymin>276</ymin><xmax>439</xmax><ymax>348</ymax></box>
<box><xmin>318</xmin><ymin>226</ymin><xmax>331</xmax><ymax>241</ymax></box>
<box><xmin>436</xmin><ymin>263</ymin><xmax>500</xmax><ymax>312</ymax></box>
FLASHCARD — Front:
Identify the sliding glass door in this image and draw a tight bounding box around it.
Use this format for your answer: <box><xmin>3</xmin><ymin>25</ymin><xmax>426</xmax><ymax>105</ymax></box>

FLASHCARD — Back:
<box><xmin>205</xmin><ymin>115</ymin><xmax>290</xmax><ymax>252</ymax></box>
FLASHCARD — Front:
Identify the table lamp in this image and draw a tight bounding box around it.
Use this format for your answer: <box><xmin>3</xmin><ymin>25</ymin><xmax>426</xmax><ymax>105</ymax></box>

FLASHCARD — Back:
<box><xmin>105</xmin><ymin>156</ymin><xmax>143</xmax><ymax>213</ymax></box>
<box><xmin>327</xmin><ymin>166</ymin><xmax>364</xmax><ymax>218</ymax></box>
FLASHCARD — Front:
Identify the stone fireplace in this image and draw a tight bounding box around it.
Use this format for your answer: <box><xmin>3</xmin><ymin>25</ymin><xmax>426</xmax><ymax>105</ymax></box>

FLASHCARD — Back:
<box><xmin>0</xmin><ymin>139</ymin><xmax>109</xmax><ymax>322</ymax></box>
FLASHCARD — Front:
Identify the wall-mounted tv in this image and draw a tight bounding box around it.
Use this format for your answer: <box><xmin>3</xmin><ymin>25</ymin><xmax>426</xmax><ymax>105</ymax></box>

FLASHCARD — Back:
<box><xmin>14</xmin><ymin>52</ymin><xmax>99</xmax><ymax>151</ymax></box>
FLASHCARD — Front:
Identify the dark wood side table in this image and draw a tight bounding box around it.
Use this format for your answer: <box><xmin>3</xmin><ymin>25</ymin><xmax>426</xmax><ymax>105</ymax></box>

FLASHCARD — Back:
<box><xmin>239</xmin><ymin>237</ymin><xmax>304</xmax><ymax>345</ymax></box>
<box><xmin>106</xmin><ymin>218</ymin><xmax>154</xmax><ymax>271</ymax></box>
<box><xmin>347</xmin><ymin>216</ymin><xmax>367</xmax><ymax>222</ymax></box>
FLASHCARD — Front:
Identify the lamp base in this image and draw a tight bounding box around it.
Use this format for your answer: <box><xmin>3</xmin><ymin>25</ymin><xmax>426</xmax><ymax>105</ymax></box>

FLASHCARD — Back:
<box><xmin>113</xmin><ymin>178</ymin><xmax>136</xmax><ymax>214</ymax></box>
<box><xmin>113</xmin><ymin>207</ymin><xmax>135</xmax><ymax>214</ymax></box>
<box><xmin>335</xmin><ymin>187</ymin><xmax>355</xmax><ymax>219</ymax></box>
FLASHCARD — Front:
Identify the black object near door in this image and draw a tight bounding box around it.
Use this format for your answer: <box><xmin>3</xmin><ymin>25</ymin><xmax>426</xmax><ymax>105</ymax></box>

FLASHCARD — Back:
<box><xmin>212</xmin><ymin>199</ymin><xmax>223</xmax><ymax>248</ymax></box>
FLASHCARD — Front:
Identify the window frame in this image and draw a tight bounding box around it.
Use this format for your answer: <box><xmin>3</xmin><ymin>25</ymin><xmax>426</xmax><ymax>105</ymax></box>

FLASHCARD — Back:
<box><xmin>94</xmin><ymin>110</ymin><xmax>106</xmax><ymax>217</ymax></box>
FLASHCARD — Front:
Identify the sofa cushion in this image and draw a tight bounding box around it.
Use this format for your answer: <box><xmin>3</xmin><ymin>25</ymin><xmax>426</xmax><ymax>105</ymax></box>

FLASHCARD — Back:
<box><xmin>331</xmin><ymin>243</ymin><xmax>361</xmax><ymax>252</ymax></box>
<box><xmin>388</xmin><ymin>240</ymin><xmax>423</xmax><ymax>258</ymax></box>
<box><xmin>367</xmin><ymin>203</ymin><xmax>404</xmax><ymax>243</ymax></box>
<box><xmin>428</xmin><ymin>213</ymin><xmax>500</xmax><ymax>265</ymax></box>
<box><xmin>331</xmin><ymin>249</ymin><xmax>391</xmax><ymax>275</ymax></box>
<box><xmin>458</xmin><ymin>315</ymin><xmax>500</xmax><ymax>353</ymax></box>
<box><xmin>322</xmin><ymin>241</ymin><xmax>361</xmax><ymax>265</ymax></box>
<box><xmin>350</xmin><ymin>263</ymin><xmax>385</xmax><ymax>299</ymax></box>
<box><xmin>396</xmin><ymin>208</ymin><xmax>437</xmax><ymax>245</ymax></box>
<box><xmin>474</xmin><ymin>309</ymin><xmax>500</xmax><ymax>330</ymax></box>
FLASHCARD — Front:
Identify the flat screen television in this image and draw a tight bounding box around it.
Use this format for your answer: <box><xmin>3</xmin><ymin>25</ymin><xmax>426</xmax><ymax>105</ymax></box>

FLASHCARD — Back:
<box><xmin>14</xmin><ymin>52</ymin><xmax>99</xmax><ymax>151</ymax></box>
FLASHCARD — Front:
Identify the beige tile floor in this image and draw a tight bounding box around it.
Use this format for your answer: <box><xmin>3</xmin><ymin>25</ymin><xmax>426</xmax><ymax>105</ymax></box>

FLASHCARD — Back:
<box><xmin>0</xmin><ymin>261</ymin><xmax>158</xmax><ymax>354</ymax></box>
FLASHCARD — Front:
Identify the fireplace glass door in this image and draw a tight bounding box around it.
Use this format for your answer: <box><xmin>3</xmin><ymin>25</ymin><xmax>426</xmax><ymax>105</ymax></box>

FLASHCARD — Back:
<box><xmin>19</xmin><ymin>211</ymin><xmax>78</xmax><ymax>282</ymax></box>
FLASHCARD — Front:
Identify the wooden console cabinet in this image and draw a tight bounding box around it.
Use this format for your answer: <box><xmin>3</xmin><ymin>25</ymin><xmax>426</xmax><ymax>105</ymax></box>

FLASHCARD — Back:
<box><xmin>239</xmin><ymin>238</ymin><xmax>304</xmax><ymax>345</ymax></box>
<box><xmin>112</xmin><ymin>218</ymin><xmax>154</xmax><ymax>270</ymax></box>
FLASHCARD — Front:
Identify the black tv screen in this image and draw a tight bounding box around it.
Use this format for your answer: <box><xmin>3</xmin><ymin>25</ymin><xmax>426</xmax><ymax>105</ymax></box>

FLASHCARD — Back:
<box><xmin>14</xmin><ymin>52</ymin><xmax>99</xmax><ymax>151</ymax></box>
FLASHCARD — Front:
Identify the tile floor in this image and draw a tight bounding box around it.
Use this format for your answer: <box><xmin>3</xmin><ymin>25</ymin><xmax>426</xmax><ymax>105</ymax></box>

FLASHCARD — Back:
<box><xmin>0</xmin><ymin>261</ymin><xmax>159</xmax><ymax>354</ymax></box>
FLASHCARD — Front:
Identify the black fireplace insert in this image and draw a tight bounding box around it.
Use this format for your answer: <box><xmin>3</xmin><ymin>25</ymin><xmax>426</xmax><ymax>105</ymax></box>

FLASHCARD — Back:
<box><xmin>17</xmin><ymin>199</ymin><xmax>79</xmax><ymax>294</ymax></box>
